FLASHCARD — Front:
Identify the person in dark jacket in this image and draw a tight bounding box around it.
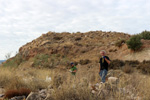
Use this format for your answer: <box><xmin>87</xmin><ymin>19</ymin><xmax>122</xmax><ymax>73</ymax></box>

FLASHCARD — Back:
<box><xmin>99</xmin><ymin>50</ymin><xmax>111</xmax><ymax>83</ymax></box>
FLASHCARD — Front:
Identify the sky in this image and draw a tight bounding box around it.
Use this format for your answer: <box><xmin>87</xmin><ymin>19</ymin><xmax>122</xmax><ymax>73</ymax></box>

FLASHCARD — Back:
<box><xmin>0</xmin><ymin>0</ymin><xmax>150</xmax><ymax>59</ymax></box>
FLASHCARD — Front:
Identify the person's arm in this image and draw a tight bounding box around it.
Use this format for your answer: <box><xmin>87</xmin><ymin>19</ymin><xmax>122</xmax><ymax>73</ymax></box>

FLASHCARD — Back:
<box><xmin>105</xmin><ymin>57</ymin><xmax>111</xmax><ymax>64</ymax></box>
<box><xmin>99</xmin><ymin>59</ymin><xmax>101</xmax><ymax>72</ymax></box>
<box><xmin>99</xmin><ymin>64</ymin><xmax>101</xmax><ymax>72</ymax></box>
<box><xmin>72</xmin><ymin>67</ymin><xmax>77</xmax><ymax>72</ymax></box>
<box><xmin>72</xmin><ymin>70</ymin><xmax>77</xmax><ymax>72</ymax></box>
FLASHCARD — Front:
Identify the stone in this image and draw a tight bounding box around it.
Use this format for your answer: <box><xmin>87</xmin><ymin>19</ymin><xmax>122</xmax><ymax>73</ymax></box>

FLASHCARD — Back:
<box><xmin>39</xmin><ymin>89</ymin><xmax>47</xmax><ymax>94</ymax></box>
<box><xmin>26</xmin><ymin>92</ymin><xmax>41</xmax><ymax>100</ymax></box>
<box><xmin>0</xmin><ymin>94</ymin><xmax>4</xmax><ymax>98</ymax></box>
<box><xmin>9</xmin><ymin>96</ymin><xmax>26</xmax><ymax>100</ymax></box>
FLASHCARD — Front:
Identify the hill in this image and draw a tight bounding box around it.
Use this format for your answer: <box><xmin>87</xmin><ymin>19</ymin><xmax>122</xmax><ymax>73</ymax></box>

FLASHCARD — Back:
<box><xmin>1</xmin><ymin>31</ymin><xmax>150</xmax><ymax>100</ymax></box>
<box><xmin>3</xmin><ymin>30</ymin><xmax>150</xmax><ymax>68</ymax></box>
<box><xmin>19</xmin><ymin>31</ymin><xmax>129</xmax><ymax>61</ymax></box>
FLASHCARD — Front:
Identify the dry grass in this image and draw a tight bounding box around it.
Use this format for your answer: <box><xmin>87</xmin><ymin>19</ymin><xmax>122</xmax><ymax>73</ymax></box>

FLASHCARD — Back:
<box><xmin>0</xmin><ymin>64</ymin><xmax>150</xmax><ymax>100</ymax></box>
<box><xmin>0</xmin><ymin>67</ymin><xmax>51</xmax><ymax>91</ymax></box>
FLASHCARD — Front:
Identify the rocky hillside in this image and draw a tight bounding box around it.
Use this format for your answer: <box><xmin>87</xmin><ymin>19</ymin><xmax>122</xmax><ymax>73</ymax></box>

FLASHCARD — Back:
<box><xmin>19</xmin><ymin>31</ymin><xmax>130</xmax><ymax>62</ymax></box>
<box><xmin>4</xmin><ymin>30</ymin><xmax>150</xmax><ymax>68</ymax></box>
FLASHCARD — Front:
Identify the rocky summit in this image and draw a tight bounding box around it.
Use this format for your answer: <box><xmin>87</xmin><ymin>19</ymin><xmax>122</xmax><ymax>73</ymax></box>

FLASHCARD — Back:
<box><xmin>18</xmin><ymin>31</ymin><xmax>130</xmax><ymax>63</ymax></box>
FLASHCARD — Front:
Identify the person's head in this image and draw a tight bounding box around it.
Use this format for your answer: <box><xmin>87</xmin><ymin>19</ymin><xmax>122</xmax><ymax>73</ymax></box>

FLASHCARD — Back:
<box><xmin>70</xmin><ymin>62</ymin><xmax>74</xmax><ymax>67</ymax></box>
<box><xmin>100</xmin><ymin>50</ymin><xmax>106</xmax><ymax>56</ymax></box>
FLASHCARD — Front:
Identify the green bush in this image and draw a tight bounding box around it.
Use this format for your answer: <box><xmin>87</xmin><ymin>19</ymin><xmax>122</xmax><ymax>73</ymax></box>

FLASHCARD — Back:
<box><xmin>109</xmin><ymin>59</ymin><xmax>125</xmax><ymax>69</ymax></box>
<box><xmin>139</xmin><ymin>30</ymin><xmax>150</xmax><ymax>40</ymax></box>
<box><xmin>125</xmin><ymin>60</ymin><xmax>140</xmax><ymax>67</ymax></box>
<box><xmin>33</xmin><ymin>54</ymin><xmax>70</xmax><ymax>68</ymax></box>
<box><xmin>115</xmin><ymin>39</ymin><xmax>126</xmax><ymax>47</ymax></box>
<box><xmin>126</xmin><ymin>35</ymin><xmax>142</xmax><ymax>51</ymax></box>
<box><xmin>3</xmin><ymin>58</ymin><xmax>18</xmax><ymax>67</ymax></box>
<box><xmin>33</xmin><ymin>54</ymin><xmax>50</xmax><ymax>68</ymax></box>
<box><xmin>3</xmin><ymin>53</ymin><xmax>24</xmax><ymax>67</ymax></box>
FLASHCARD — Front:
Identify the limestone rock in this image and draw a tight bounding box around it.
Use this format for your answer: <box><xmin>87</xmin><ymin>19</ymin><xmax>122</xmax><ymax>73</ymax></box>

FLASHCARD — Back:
<box><xmin>9</xmin><ymin>96</ymin><xmax>25</xmax><ymax>100</ymax></box>
<box><xmin>26</xmin><ymin>92</ymin><xmax>41</xmax><ymax>100</ymax></box>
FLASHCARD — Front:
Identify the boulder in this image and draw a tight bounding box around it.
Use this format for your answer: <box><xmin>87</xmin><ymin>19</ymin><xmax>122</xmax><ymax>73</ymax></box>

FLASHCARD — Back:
<box><xmin>26</xmin><ymin>92</ymin><xmax>41</xmax><ymax>100</ymax></box>
<box><xmin>0</xmin><ymin>94</ymin><xmax>4</xmax><ymax>98</ymax></box>
<box><xmin>9</xmin><ymin>96</ymin><xmax>25</xmax><ymax>100</ymax></box>
<box><xmin>39</xmin><ymin>89</ymin><xmax>47</xmax><ymax>99</ymax></box>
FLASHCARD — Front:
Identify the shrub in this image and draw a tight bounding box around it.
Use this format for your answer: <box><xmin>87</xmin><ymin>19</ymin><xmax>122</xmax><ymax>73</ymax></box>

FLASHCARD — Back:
<box><xmin>79</xmin><ymin>59</ymin><xmax>91</xmax><ymax>65</ymax></box>
<box><xmin>15</xmin><ymin>53</ymin><xmax>24</xmax><ymax>65</ymax></box>
<box><xmin>139</xmin><ymin>30</ymin><xmax>150</xmax><ymax>40</ymax></box>
<box><xmin>33</xmin><ymin>54</ymin><xmax>50</xmax><ymax>68</ymax></box>
<box><xmin>109</xmin><ymin>59</ymin><xmax>125</xmax><ymax>69</ymax></box>
<box><xmin>122</xmin><ymin>65</ymin><xmax>133</xmax><ymax>74</ymax></box>
<box><xmin>33</xmin><ymin>54</ymin><xmax>70</xmax><ymax>68</ymax></box>
<box><xmin>3</xmin><ymin>53</ymin><xmax>24</xmax><ymax>67</ymax></box>
<box><xmin>3</xmin><ymin>58</ymin><xmax>18</xmax><ymax>67</ymax></box>
<box><xmin>115</xmin><ymin>39</ymin><xmax>126</xmax><ymax>47</ymax></box>
<box><xmin>126</xmin><ymin>35</ymin><xmax>142</xmax><ymax>51</ymax></box>
<box><xmin>4</xmin><ymin>88</ymin><xmax>31</xmax><ymax>99</ymax></box>
<box><xmin>124</xmin><ymin>60</ymin><xmax>140</xmax><ymax>67</ymax></box>
<box><xmin>137</xmin><ymin>60</ymin><xmax>150</xmax><ymax>74</ymax></box>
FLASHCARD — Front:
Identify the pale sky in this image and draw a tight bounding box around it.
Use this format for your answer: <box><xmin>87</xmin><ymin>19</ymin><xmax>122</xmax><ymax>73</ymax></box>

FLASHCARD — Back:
<box><xmin>0</xmin><ymin>0</ymin><xmax>150</xmax><ymax>59</ymax></box>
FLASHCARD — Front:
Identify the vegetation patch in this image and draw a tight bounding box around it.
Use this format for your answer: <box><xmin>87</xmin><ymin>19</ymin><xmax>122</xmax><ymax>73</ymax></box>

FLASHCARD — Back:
<box><xmin>109</xmin><ymin>59</ymin><xmax>125</xmax><ymax>69</ymax></box>
<box><xmin>33</xmin><ymin>54</ymin><xmax>70</xmax><ymax>68</ymax></box>
<box><xmin>137</xmin><ymin>60</ymin><xmax>150</xmax><ymax>74</ymax></box>
<box><xmin>3</xmin><ymin>53</ymin><xmax>24</xmax><ymax>67</ymax></box>
<box><xmin>122</xmin><ymin>64</ymin><xmax>134</xmax><ymax>74</ymax></box>
<box><xmin>126</xmin><ymin>35</ymin><xmax>142</xmax><ymax>51</ymax></box>
<box><xmin>139</xmin><ymin>30</ymin><xmax>150</xmax><ymax>40</ymax></box>
<box><xmin>79</xmin><ymin>59</ymin><xmax>91</xmax><ymax>65</ymax></box>
<box><xmin>115</xmin><ymin>39</ymin><xmax>126</xmax><ymax>47</ymax></box>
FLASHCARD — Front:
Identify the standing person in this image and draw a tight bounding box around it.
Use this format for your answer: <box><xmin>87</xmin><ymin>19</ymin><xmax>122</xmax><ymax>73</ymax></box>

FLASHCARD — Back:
<box><xmin>69</xmin><ymin>62</ymin><xmax>77</xmax><ymax>75</ymax></box>
<box><xmin>99</xmin><ymin>50</ymin><xmax>111</xmax><ymax>83</ymax></box>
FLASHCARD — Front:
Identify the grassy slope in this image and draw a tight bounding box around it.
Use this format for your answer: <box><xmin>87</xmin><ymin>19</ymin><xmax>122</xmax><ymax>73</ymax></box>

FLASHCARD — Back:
<box><xmin>0</xmin><ymin>65</ymin><xmax>150</xmax><ymax>99</ymax></box>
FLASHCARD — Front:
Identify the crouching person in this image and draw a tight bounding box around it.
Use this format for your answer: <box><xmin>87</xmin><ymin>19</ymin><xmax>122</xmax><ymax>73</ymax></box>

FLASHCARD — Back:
<box><xmin>69</xmin><ymin>62</ymin><xmax>77</xmax><ymax>75</ymax></box>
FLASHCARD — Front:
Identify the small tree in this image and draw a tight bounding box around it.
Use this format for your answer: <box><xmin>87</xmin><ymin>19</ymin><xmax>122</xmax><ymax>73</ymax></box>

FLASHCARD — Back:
<box><xmin>126</xmin><ymin>35</ymin><xmax>142</xmax><ymax>51</ymax></box>
<box><xmin>139</xmin><ymin>30</ymin><xmax>150</xmax><ymax>40</ymax></box>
